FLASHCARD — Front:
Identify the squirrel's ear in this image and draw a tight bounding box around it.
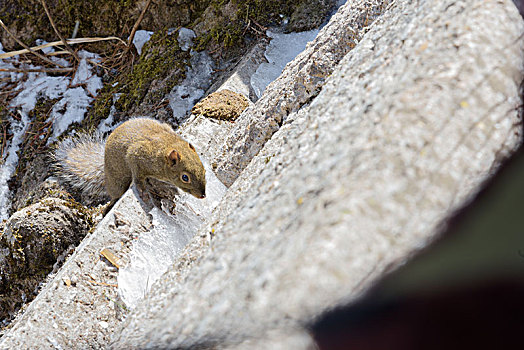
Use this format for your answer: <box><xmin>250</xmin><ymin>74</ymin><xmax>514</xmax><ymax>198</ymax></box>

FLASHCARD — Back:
<box><xmin>168</xmin><ymin>150</ymin><xmax>181</xmax><ymax>165</ymax></box>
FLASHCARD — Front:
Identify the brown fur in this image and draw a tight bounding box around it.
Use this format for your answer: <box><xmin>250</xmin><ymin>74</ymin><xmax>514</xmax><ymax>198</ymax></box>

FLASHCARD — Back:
<box><xmin>55</xmin><ymin>118</ymin><xmax>206</xmax><ymax>208</ymax></box>
<box><xmin>104</xmin><ymin>118</ymin><xmax>206</xmax><ymax>201</ymax></box>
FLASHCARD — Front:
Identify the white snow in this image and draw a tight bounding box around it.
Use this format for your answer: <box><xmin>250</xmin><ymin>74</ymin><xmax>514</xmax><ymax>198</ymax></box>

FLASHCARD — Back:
<box><xmin>0</xmin><ymin>43</ymin><xmax>103</xmax><ymax>220</ymax></box>
<box><xmin>250</xmin><ymin>29</ymin><xmax>319</xmax><ymax>98</ymax></box>
<box><xmin>168</xmin><ymin>50</ymin><xmax>215</xmax><ymax>122</ymax></box>
<box><xmin>132</xmin><ymin>30</ymin><xmax>154</xmax><ymax>55</ymax></box>
<box><xmin>11</xmin><ymin>75</ymin><xmax>68</xmax><ymax>113</ymax></box>
<box><xmin>49</xmin><ymin>87</ymin><xmax>93</xmax><ymax>139</ymax></box>
<box><xmin>118</xmin><ymin>159</ymin><xmax>227</xmax><ymax>308</ymax></box>
<box><xmin>97</xmin><ymin>105</ymin><xmax>116</xmax><ymax>134</ymax></box>
<box><xmin>178</xmin><ymin>28</ymin><xmax>196</xmax><ymax>51</ymax></box>
<box><xmin>0</xmin><ymin>44</ymin><xmax>32</xmax><ymax>220</ymax></box>
<box><xmin>48</xmin><ymin>52</ymin><xmax>103</xmax><ymax>140</ymax></box>
<box><xmin>34</xmin><ymin>39</ymin><xmax>71</xmax><ymax>68</ymax></box>
<box><xmin>35</xmin><ymin>39</ymin><xmax>54</xmax><ymax>55</ymax></box>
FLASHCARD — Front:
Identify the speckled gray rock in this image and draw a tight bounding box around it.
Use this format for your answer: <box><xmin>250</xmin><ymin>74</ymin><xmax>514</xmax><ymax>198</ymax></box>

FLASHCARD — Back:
<box><xmin>112</xmin><ymin>0</ymin><xmax>523</xmax><ymax>348</ymax></box>
<box><xmin>214</xmin><ymin>0</ymin><xmax>390</xmax><ymax>187</ymax></box>
<box><xmin>0</xmin><ymin>190</ymin><xmax>149</xmax><ymax>348</ymax></box>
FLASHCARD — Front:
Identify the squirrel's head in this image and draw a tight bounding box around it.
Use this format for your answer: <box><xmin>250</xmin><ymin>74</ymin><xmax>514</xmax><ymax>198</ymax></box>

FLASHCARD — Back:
<box><xmin>167</xmin><ymin>142</ymin><xmax>207</xmax><ymax>199</ymax></box>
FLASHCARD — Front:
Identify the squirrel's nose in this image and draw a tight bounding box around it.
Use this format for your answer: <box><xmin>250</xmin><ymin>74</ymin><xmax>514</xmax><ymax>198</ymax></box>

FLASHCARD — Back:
<box><xmin>199</xmin><ymin>192</ymin><xmax>206</xmax><ymax>199</ymax></box>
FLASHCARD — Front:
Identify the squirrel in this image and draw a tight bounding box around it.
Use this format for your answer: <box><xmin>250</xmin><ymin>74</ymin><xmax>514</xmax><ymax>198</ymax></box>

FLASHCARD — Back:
<box><xmin>55</xmin><ymin>118</ymin><xmax>206</xmax><ymax>211</ymax></box>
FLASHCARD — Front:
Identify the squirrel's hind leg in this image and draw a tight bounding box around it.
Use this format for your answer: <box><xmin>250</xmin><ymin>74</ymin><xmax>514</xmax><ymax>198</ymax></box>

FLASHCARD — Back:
<box><xmin>101</xmin><ymin>199</ymin><xmax>118</xmax><ymax>216</ymax></box>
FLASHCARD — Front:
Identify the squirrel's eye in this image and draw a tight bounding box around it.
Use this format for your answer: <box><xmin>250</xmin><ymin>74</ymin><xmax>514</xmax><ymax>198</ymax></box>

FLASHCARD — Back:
<box><xmin>181</xmin><ymin>173</ymin><xmax>190</xmax><ymax>183</ymax></box>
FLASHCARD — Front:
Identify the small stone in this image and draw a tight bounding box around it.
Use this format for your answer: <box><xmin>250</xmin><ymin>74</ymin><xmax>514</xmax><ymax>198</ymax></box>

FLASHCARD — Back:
<box><xmin>191</xmin><ymin>89</ymin><xmax>249</xmax><ymax>121</ymax></box>
<box><xmin>70</xmin><ymin>275</ymin><xmax>78</xmax><ymax>286</ymax></box>
<box><xmin>63</xmin><ymin>277</ymin><xmax>72</xmax><ymax>287</ymax></box>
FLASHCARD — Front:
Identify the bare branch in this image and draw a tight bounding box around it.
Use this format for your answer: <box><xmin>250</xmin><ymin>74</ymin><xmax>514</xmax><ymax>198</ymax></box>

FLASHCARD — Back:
<box><xmin>40</xmin><ymin>0</ymin><xmax>80</xmax><ymax>62</ymax></box>
<box><xmin>0</xmin><ymin>19</ymin><xmax>66</xmax><ymax>68</ymax></box>
<box><xmin>127</xmin><ymin>0</ymin><xmax>153</xmax><ymax>50</ymax></box>
<box><xmin>0</xmin><ymin>67</ymin><xmax>74</xmax><ymax>73</ymax></box>
<box><xmin>0</xmin><ymin>37</ymin><xmax>126</xmax><ymax>59</ymax></box>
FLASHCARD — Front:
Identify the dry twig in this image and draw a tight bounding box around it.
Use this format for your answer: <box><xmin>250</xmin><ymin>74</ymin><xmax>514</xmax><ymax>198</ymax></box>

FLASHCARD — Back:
<box><xmin>0</xmin><ymin>19</ymin><xmax>66</xmax><ymax>68</ymax></box>
<box><xmin>0</xmin><ymin>37</ymin><xmax>126</xmax><ymax>59</ymax></box>
<box><xmin>0</xmin><ymin>67</ymin><xmax>73</xmax><ymax>73</ymax></box>
<box><xmin>40</xmin><ymin>0</ymin><xmax>80</xmax><ymax>62</ymax></box>
<box><xmin>88</xmin><ymin>278</ymin><xmax>118</xmax><ymax>288</ymax></box>
<box><xmin>127</xmin><ymin>0</ymin><xmax>153</xmax><ymax>50</ymax></box>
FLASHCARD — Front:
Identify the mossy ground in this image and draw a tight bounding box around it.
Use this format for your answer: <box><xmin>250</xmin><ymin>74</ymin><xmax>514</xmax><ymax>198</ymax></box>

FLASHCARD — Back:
<box><xmin>115</xmin><ymin>30</ymin><xmax>190</xmax><ymax>113</ymax></box>
<box><xmin>0</xmin><ymin>0</ymin><xmax>208</xmax><ymax>51</ymax></box>
<box><xmin>193</xmin><ymin>0</ymin><xmax>335</xmax><ymax>56</ymax></box>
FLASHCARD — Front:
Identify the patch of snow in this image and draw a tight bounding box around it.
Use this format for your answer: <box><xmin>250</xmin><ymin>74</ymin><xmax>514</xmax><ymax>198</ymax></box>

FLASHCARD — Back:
<box><xmin>0</xmin><ymin>43</ymin><xmax>102</xmax><ymax>219</ymax></box>
<box><xmin>0</xmin><ymin>47</ymin><xmax>22</xmax><ymax>89</ymax></box>
<box><xmin>178</xmin><ymin>28</ymin><xmax>196</xmax><ymax>51</ymax></box>
<box><xmin>49</xmin><ymin>87</ymin><xmax>93</xmax><ymax>139</ymax></box>
<box><xmin>168</xmin><ymin>51</ymin><xmax>214</xmax><ymax>122</ymax></box>
<box><xmin>118</xmin><ymin>159</ymin><xmax>227</xmax><ymax>308</ymax></box>
<box><xmin>250</xmin><ymin>29</ymin><xmax>319</xmax><ymax>98</ymax></box>
<box><xmin>47</xmin><ymin>51</ymin><xmax>103</xmax><ymax>140</ymax></box>
<box><xmin>72</xmin><ymin>51</ymin><xmax>103</xmax><ymax>93</ymax></box>
<box><xmin>35</xmin><ymin>39</ymin><xmax>54</xmax><ymax>55</ymax></box>
<box><xmin>6</xmin><ymin>50</ymin><xmax>102</xmax><ymax>141</ymax></box>
<box><xmin>11</xmin><ymin>74</ymin><xmax>68</xmax><ymax>113</ymax></box>
<box><xmin>34</xmin><ymin>39</ymin><xmax>71</xmax><ymax>67</ymax></box>
<box><xmin>97</xmin><ymin>106</ymin><xmax>116</xmax><ymax>134</ymax></box>
<box><xmin>0</xmin><ymin>48</ymin><xmax>41</xmax><ymax>220</ymax></box>
<box><xmin>132</xmin><ymin>30</ymin><xmax>154</xmax><ymax>55</ymax></box>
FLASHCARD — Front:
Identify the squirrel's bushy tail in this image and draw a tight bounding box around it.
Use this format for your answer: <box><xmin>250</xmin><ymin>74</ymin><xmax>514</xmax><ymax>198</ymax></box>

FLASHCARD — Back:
<box><xmin>54</xmin><ymin>133</ymin><xmax>107</xmax><ymax>198</ymax></box>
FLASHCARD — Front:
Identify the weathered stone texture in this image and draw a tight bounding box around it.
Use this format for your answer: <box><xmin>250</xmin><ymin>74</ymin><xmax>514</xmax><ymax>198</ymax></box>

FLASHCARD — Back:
<box><xmin>112</xmin><ymin>0</ymin><xmax>523</xmax><ymax>348</ymax></box>
<box><xmin>212</xmin><ymin>0</ymin><xmax>389</xmax><ymax>186</ymax></box>
<box><xmin>0</xmin><ymin>192</ymin><xmax>150</xmax><ymax>348</ymax></box>
<box><xmin>0</xmin><ymin>197</ymin><xmax>93</xmax><ymax>322</ymax></box>
<box><xmin>213</xmin><ymin>0</ymin><xmax>390</xmax><ymax>186</ymax></box>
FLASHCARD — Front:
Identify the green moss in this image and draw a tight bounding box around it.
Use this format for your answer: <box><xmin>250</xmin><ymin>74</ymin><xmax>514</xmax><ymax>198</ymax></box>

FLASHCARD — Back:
<box><xmin>114</xmin><ymin>29</ymin><xmax>190</xmax><ymax>112</ymax></box>
<box><xmin>194</xmin><ymin>0</ymin><xmax>318</xmax><ymax>55</ymax></box>
<box><xmin>61</xmin><ymin>197</ymin><xmax>96</xmax><ymax>227</ymax></box>
<box><xmin>0</xmin><ymin>0</ymin><xmax>136</xmax><ymax>50</ymax></box>
<box><xmin>86</xmin><ymin>82</ymin><xmax>118</xmax><ymax>127</ymax></box>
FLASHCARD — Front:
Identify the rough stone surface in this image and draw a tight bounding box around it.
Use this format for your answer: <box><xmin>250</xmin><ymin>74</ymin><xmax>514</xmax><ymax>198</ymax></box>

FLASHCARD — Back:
<box><xmin>206</xmin><ymin>42</ymin><xmax>268</xmax><ymax>102</ymax></box>
<box><xmin>0</xmin><ymin>190</ymin><xmax>149</xmax><ymax>348</ymax></box>
<box><xmin>214</xmin><ymin>0</ymin><xmax>390</xmax><ymax>187</ymax></box>
<box><xmin>192</xmin><ymin>89</ymin><xmax>250</xmax><ymax>121</ymax></box>
<box><xmin>0</xmin><ymin>197</ymin><xmax>94</xmax><ymax>322</ymax></box>
<box><xmin>288</xmin><ymin>0</ymin><xmax>337</xmax><ymax>32</ymax></box>
<box><xmin>8</xmin><ymin>153</ymin><xmax>51</xmax><ymax>214</ymax></box>
<box><xmin>178</xmin><ymin>115</ymin><xmax>236</xmax><ymax>172</ymax></box>
<box><xmin>111</xmin><ymin>0</ymin><xmax>523</xmax><ymax>348</ymax></box>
